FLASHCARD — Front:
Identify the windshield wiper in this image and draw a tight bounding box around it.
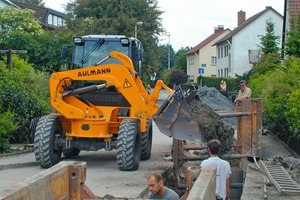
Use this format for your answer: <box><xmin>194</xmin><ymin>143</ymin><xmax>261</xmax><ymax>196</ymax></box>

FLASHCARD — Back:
<box><xmin>82</xmin><ymin>39</ymin><xmax>105</xmax><ymax>65</ymax></box>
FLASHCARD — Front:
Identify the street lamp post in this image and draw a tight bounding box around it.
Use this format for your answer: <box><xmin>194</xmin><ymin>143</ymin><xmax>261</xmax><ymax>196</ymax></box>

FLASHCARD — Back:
<box><xmin>135</xmin><ymin>21</ymin><xmax>143</xmax><ymax>39</ymax></box>
<box><xmin>166</xmin><ymin>33</ymin><xmax>171</xmax><ymax>69</ymax></box>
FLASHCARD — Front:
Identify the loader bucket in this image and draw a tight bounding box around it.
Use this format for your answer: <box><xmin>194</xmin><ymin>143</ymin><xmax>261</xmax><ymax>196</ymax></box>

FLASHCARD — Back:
<box><xmin>153</xmin><ymin>86</ymin><xmax>203</xmax><ymax>141</ymax></box>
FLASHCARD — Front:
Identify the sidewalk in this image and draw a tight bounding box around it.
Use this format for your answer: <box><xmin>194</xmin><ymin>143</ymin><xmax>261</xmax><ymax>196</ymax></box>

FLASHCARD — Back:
<box><xmin>0</xmin><ymin>149</ymin><xmax>37</xmax><ymax>170</ymax></box>
<box><xmin>241</xmin><ymin>133</ymin><xmax>300</xmax><ymax>200</ymax></box>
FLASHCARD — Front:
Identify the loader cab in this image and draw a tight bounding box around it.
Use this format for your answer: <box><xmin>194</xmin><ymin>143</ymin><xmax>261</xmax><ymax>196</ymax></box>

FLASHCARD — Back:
<box><xmin>69</xmin><ymin>35</ymin><xmax>143</xmax><ymax>76</ymax></box>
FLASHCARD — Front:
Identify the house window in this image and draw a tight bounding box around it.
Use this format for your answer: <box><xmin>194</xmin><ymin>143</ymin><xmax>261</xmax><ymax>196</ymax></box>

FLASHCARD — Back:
<box><xmin>188</xmin><ymin>75</ymin><xmax>194</xmax><ymax>82</ymax></box>
<box><xmin>48</xmin><ymin>14</ymin><xmax>53</xmax><ymax>25</ymax></box>
<box><xmin>189</xmin><ymin>56</ymin><xmax>194</xmax><ymax>65</ymax></box>
<box><xmin>218</xmin><ymin>48</ymin><xmax>221</xmax><ymax>58</ymax></box>
<box><xmin>58</xmin><ymin>17</ymin><xmax>63</xmax><ymax>26</ymax></box>
<box><xmin>201</xmin><ymin>64</ymin><xmax>206</xmax><ymax>67</ymax></box>
<box><xmin>53</xmin><ymin>15</ymin><xmax>58</xmax><ymax>26</ymax></box>
<box><xmin>229</xmin><ymin>53</ymin><xmax>231</xmax><ymax>72</ymax></box>
<box><xmin>211</xmin><ymin>56</ymin><xmax>217</xmax><ymax>65</ymax></box>
<box><xmin>224</xmin><ymin>45</ymin><xmax>229</xmax><ymax>57</ymax></box>
<box><xmin>221</xmin><ymin>47</ymin><xmax>223</xmax><ymax>58</ymax></box>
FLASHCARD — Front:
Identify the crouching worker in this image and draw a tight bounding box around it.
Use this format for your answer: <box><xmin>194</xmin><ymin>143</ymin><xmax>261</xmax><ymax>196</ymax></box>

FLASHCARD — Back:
<box><xmin>147</xmin><ymin>172</ymin><xmax>179</xmax><ymax>200</ymax></box>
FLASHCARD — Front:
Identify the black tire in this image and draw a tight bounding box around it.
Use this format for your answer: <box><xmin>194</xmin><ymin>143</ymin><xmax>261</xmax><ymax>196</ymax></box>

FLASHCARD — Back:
<box><xmin>63</xmin><ymin>148</ymin><xmax>81</xmax><ymax>158</ymax></box>
<box><xmin>141</xmin><ymin>119</ymin><xmax>152</xmax><ymax>160</ymax></box>
<box><xmin>34</xmin><ymin>115</ymin><xmax>63</xmax><ymax>168</ymax></box>
<box><xmin>116</xmin><ymin>119</ymin><xmax>141</xmax><ymax>171</ymax></box>
<box><xmin>29</xmin><ymin>117</ymin><xmax>40</xmax><ymax>143</ymax></box>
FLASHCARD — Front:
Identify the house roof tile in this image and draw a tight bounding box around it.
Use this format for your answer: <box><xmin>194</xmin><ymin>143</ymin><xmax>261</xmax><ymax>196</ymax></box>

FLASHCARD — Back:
<box><xmin>214</xmin><ymin>6</ymin><xmax>283</xmax><ymax>45</ymax></box>
<box><xmin>185</xmin><ymin>28</ymin><xmax>230</xmax><ymax>55</ymax></box>
<box><xmin>10</xmin><ymin>0</ymin><xmax>65</xmax><ymax>29</ymax></box>
<box><xmin>2</xmin><ymin>0</ymin><xmax>19</xmax><ymax>7</ymax></box>
<box><xmin>11</xmin><ymin>1</ymin><xmax>49</xmax><ymax>21</ymax></box>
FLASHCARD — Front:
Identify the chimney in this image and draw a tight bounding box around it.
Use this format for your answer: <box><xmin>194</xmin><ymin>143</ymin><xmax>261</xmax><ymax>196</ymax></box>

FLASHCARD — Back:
<box><xmin>214</xmin><ymin>25</ymin><xmax>224</xmax><ymax>33</ymax></box>
<box><xmin>238</xmin><ymin>10</ymin><xmax>246</xmax><ymax>26</ymax></box>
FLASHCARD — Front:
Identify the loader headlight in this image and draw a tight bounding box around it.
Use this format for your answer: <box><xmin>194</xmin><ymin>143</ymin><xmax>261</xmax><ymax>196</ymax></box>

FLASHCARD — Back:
<box><xmin>120</xmin><ymin>38</ymin><xmax>129</xmax><ymax>45</ymax></box>
<box><xmin>74</xmin><ymin>37</ymin><xmax>83</xmax><ymax>44</ymax></box>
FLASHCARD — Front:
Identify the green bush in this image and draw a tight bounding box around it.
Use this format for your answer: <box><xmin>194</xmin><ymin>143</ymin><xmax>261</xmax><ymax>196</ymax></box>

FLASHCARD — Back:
<box><xmin>285</xmin><ymin>89</ymin><xmax>300</xmax><ymax>139</ymax></box>
<box><xmin>251</xmin><ymin>56</ymin><xmax>300</xmax><ymax>139</ymax></box>
<box><xmin>0</xmin><ymin>56</ymin><xmax>51</xmax><ymax>143</ymax></box>
<box><xmin>0</xmin><ymin>109</ymin><xmax>19</xmax><ymax>153</ymax></box>
<box><xmin>160</xmin><ymin>69</ymin><xmax>171</xmax><ymax>87</ymax></box>
<box><xmin>197</xmin><ymin>76</ymin><xmax>240</xmax><ymax>91</ymax></box>
<box><xmin>170</xmin><ymin>69</ymin><xmax>187</xmax><ymax>86</ymax></box>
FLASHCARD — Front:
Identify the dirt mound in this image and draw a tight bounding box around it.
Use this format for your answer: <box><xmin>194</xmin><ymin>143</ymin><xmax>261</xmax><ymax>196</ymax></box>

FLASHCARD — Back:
<box><xmin>189</xmin><ymin>99</ymin><xmax>234</xmax><ymax>155</ymax></box>
<box><xmin>198</xmin><ymin>86</ymin><xmax>235</xmax><ymax>111</ymax></box>
<box><xmin>198</xmin><ymin>86</ymin><xmax>237</xmax><ymax>130</ymax></box>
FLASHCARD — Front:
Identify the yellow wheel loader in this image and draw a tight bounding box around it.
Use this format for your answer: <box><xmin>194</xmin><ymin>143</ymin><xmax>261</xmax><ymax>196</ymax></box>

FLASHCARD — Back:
<box><xmin>34</xmin><ymin>35</ymin><xmax>201</xmax><ymax>171</ymax></box>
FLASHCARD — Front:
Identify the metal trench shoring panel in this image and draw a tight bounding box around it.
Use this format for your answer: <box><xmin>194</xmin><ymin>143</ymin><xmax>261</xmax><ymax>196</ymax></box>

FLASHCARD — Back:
<box><xmin>260</xmin><ymin>160</ymin><xmax>300</xmax><ymax>194</ymax></box>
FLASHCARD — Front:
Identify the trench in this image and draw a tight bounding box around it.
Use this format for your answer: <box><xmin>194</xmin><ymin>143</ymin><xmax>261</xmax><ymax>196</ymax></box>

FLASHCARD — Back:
<box><xmin>163</xmin><ymin>162</ymin><xmax>244</xmax><ymax>200</ymax></box>
<box><xmin>139</xmin><ymin>163</ymin><xmax>244</xmax><ymax>200</ymax></box>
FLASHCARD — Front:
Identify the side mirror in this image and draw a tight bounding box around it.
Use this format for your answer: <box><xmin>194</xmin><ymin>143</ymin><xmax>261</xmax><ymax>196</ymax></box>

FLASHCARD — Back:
<box><xmin>61</xmin><ymin>45</ymin><xmax>73</xmax><ymax>59</ymax></box>
<box><xmin>61</xmin><ymin>46</ymin><xmax>68</xmax><ymax>59</ymax></box>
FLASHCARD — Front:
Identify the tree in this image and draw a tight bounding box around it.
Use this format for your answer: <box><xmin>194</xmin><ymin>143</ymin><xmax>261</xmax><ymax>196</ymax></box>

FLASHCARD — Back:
<box><xmin>157</xmin><ymin>44</ymin><xmax>175</xmax><ymax>70</ymax></box>
<box><xmin>258</xmin><ymin>19</ymin><xmax>280</xmax><ymax>55</ymax></box>
<box><xmin>2</xmin><ymin>29</ymin><xmax>74</xmax><ymax>72</ymax></box>
<box><xmin>0</xmin><ymin>7</ymin><xmax>43</xmax><ymax>45</ymax></box>
<box><xmin>170</xmin><ymin>69</ymin><xmax>187</xmax><ymax>87</ymax></box>
<box><xmin>64</xmin><ymin>0</ymin><xmax>164</xmax><ymax>78</ymax></box>
<box><xmin>285</xmin><ymin>14</ymin><xmax>300</xmax><ymax>57</ymax></box>
<box><xmin>249</xmin><ymin>19</ymin><xmax>282</xmax><ymax>96</ymax></box>
<box><xmin>0</xmin><ymin>7</ymin><xmax>75</xmax><ymax>72</ymax></box>
<box><xmin>251</xmin><ymin>53</ymin><xmax>281</xmax><ymax>78</ymax></box>
<box><xmin>249</xmin><ymin>55</ymin><xmax>300</xmax><ymax>140</ymax></box>
<box><xmin>174</xmin><ymin>47</ymin><xmax>190</xmax><ymax>72</ymax></box>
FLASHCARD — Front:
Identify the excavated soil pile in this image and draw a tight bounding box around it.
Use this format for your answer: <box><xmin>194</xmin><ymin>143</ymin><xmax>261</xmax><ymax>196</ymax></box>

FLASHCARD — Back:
<box><xmin>183</xmin><ymin>86</ymin><xmax>239</xmax><ymax>155</ymax></box>
<box><xmin>198</xmin><ymin>86</ymin><xmax>237</xmax><ymax>130</ymax></box>
<box><xmin>189</xmin><ymin>99</ymin><xmax>234</xmax><ymax>155</ymax></box>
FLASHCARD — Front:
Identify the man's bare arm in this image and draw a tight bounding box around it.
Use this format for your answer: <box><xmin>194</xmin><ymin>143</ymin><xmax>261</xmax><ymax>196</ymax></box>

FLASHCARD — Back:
<box><xmin>226</xmin><ymin>177</ymin><xmax>230</xmax><ymax>200</ymax></box>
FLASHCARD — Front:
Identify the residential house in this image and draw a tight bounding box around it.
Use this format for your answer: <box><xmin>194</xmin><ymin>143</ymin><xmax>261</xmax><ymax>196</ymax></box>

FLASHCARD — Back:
<box><xmin>185</xmin><ymin>26</ymin><xmax>230</xmax><ymax>82</ymax></box>
<box><xmin>11</xmin><ymin>0</ymin><xmax>66</xmax><ymax>30</ymax></box>
<box><xmin>283</xmin><ymin>0</ymin><xmax>300</xmax><ymax>32</ymax></box>
<box><xmin>214</xmin><ymin>7</ymin><xmax>283</xmax><ymax>78</ymax></box>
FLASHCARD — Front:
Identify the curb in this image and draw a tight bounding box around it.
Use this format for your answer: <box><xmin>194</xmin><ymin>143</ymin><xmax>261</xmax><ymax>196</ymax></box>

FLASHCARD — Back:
<box><xmin>0</xmin><ymin>149</ymin><xmax>32</xmax><ymax>158</ymax></box>
<box><xmin>0</xmin><ymin>161</ymin><xmax>38</xmax><ymax>170</ymax></box>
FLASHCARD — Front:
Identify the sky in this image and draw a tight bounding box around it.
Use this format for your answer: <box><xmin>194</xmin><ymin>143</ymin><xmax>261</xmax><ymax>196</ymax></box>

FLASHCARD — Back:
<box><xmin>44</xmin><ymin>0</ymin><xmax>285</xmax><ymax>51</ymax></box>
